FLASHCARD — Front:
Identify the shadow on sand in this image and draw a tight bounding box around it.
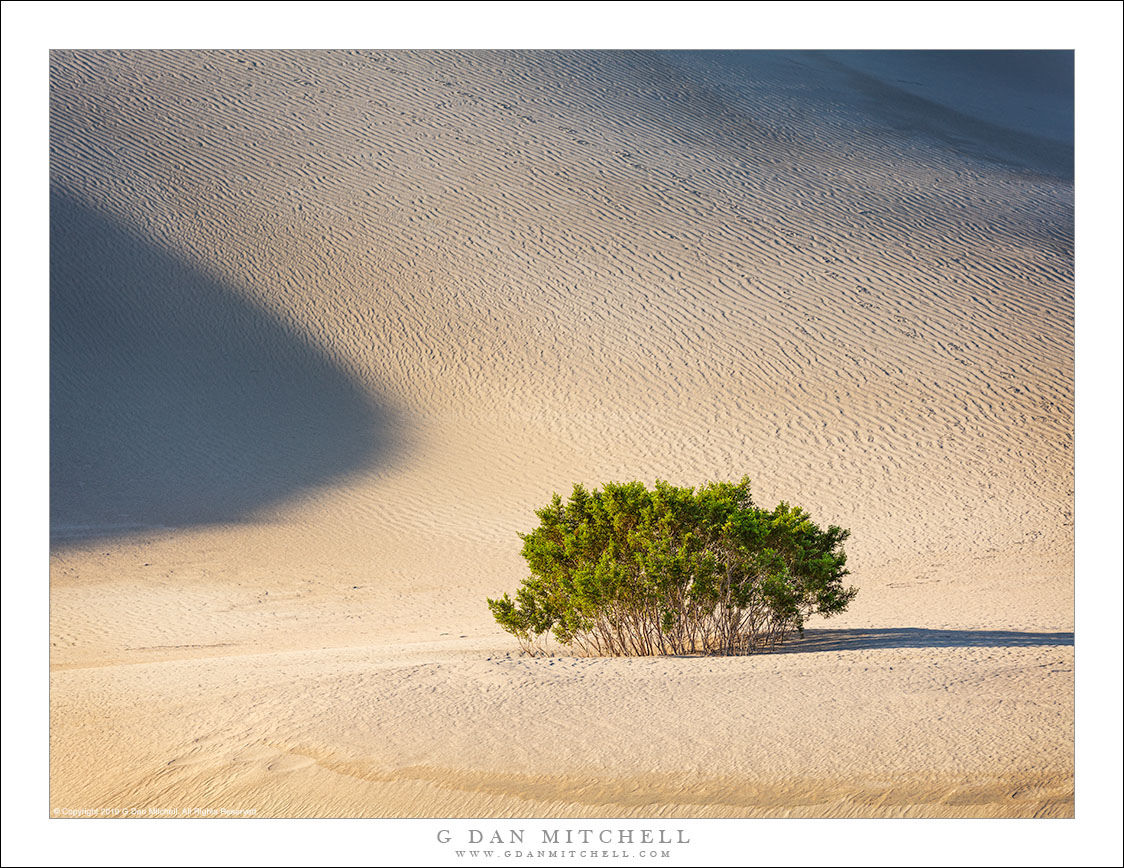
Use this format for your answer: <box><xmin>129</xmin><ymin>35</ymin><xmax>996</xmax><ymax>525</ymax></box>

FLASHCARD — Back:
<box><xmin>50</xmin><ymin>190</ymin><xmax>400</xmax><ymax>545</ymax></box>
<box><xmin>776</xmin><ymin>627</ymin><xmax>1074</xmax><ymax>654</ymax></box>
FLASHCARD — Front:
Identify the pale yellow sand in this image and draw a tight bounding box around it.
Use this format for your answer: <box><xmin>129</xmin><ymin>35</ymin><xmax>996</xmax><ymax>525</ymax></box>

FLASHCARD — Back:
<box><xmin>49</xmin><ymin>50</ymin><xmax>1073</xmax><ymax>818</ymax></box>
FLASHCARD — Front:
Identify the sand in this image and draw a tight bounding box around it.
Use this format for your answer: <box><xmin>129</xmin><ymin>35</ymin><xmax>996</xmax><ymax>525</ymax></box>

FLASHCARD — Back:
<box><xmin>47</xmin><ymin>49</ymin><xmax>1074</xmax><ymax>819</ymax></box>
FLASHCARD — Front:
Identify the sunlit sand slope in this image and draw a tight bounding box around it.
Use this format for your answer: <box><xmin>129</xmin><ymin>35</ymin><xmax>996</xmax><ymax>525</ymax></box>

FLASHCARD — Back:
<box><xmin>50</xmin><ymin>50</ymin><xmax>1073</xmax><ymax>817</ymax></box>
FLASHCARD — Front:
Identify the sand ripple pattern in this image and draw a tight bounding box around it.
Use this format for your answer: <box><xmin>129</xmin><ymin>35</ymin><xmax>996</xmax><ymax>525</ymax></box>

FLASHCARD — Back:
<box><xmin>50</xmin><ymin>49</ymin><xmax>1072</xmax><ymax>567</ymax></box>
<box><xmin>49</xmin><ymin>51</ymin><xmax>1073</xmax><ymax>819</ymax></box>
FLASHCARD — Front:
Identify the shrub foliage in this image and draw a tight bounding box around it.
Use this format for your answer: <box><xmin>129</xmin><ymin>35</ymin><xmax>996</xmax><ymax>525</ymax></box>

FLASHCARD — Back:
<box><xmin>488</xmin><ymin>478</ymin><xmax>855</xmax><ymax>656</ymax></box>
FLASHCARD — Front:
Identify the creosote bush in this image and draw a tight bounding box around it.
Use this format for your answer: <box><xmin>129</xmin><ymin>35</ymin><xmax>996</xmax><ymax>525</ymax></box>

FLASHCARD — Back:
<box><xmin>488</xmin><ymin>478</ymin><xmax>855</xmax><ymax>656</ymax></box>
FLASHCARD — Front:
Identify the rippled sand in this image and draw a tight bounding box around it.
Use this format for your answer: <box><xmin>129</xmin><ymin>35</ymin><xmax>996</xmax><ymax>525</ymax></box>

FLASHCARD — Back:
<box><xmin>49</xmin><ymin>49</ymin><xmax>1073</xmax><ymax>818</ymax></box>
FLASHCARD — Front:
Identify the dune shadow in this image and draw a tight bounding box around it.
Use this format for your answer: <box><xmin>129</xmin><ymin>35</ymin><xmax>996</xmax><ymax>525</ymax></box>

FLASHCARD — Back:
<box><xmin>775</xmin><ymin>627</ymin><xmax>1074</xmax><ymax>654</ymax></box>
<box><xmin>814</xmin><ymin>50</ymin><xmax>1074</xmax><ymax>181</ymax></box>
<box><xmin>661</xmin><ymin>50</ymin><xmax>1073</xmax><ymax>181</ymax></box>
<box><xmin>51</xmin><ymin>189</ymin><xmax>399</xmax><ymax>545</ymax></box>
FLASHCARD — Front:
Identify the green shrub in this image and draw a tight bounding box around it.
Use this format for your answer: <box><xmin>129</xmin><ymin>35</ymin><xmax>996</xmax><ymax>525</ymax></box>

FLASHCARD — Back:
<box><xmin>488</xmin><ymin>477</ymin><xmax>855</xmax><ymax>656</ymax></box>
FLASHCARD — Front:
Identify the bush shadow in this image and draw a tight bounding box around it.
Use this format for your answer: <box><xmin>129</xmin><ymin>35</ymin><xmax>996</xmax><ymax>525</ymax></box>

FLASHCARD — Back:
<box><xmin>775</xmin><ymin>627</ymin><xmax>1074</xmax><ymax>654</ymax></box>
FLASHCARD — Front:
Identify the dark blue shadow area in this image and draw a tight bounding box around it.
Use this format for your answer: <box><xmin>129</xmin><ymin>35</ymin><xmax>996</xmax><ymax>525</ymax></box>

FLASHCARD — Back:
<box><xmin>657</xmin><ymin>49</ymin><xmax>1073</xmax><ymax>181</ymax></box>
<box><xmin>775</xmin><ymin>627</ymin><xmax>1074</xmax><ymax>654</ymax></box>
<box><xmin>51</xmin><ymin>190</ymin><xmax>399</xmax><ymax>544</ymax></box>
<box><xmin>818</xmin><ymin>49</ymin><xmax>1074</xmax><ymax>180</ymax></box>
<box><xmin>828</xmin><ymin>50</ymin><xmax>1074</xmax><ymax>143</ymax></box>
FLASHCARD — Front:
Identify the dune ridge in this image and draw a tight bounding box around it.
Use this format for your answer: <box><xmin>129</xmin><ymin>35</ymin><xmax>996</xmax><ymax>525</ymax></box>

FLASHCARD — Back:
<box><xmin>50</xmin><ymin>50</ymin><xmax>1073</xmax><ymax>817</ymax></box>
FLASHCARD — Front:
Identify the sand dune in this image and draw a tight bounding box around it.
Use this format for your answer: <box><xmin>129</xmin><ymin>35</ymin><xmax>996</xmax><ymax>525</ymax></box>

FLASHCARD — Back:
<box><xmin>49</xmin><ymin>50</ymin><xmax>1074</xmax><ymax>818</ymax></box>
